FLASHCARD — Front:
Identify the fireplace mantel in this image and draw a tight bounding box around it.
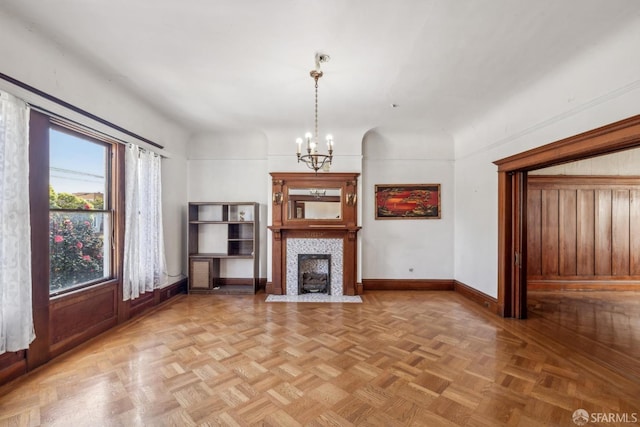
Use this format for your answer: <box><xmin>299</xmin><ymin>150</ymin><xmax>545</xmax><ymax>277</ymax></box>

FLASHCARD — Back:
<box><xmin>269</xmin><ymin>225</ymin><xmax>360</xmax><ymax>241</ymax></box>
<box><xmin>267</xmin><ymin>172</ymin><xmax>362</xmax><ymax>295</ymax></box>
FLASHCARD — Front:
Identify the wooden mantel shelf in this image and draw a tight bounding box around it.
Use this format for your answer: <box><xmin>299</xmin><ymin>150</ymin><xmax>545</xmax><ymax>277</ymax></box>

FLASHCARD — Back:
<box><xmin>268</xmin><ymin>225</ymin><xmax>362</xmax><ymax>231</ymax></box>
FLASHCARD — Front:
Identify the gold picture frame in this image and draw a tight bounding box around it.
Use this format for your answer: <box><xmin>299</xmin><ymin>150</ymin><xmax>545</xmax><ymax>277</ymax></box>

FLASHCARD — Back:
<box><xmin>375</xmin><ymin>184</ymin><xmax>441</xmax><ymax>219</ymax></box>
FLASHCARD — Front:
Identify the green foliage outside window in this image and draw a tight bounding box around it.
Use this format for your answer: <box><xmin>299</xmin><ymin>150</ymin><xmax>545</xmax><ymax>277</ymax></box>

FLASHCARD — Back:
<box><xmin>49</xmin><ymin>186</ymin><xmax>106</xmax><ymax>292</ymax></box>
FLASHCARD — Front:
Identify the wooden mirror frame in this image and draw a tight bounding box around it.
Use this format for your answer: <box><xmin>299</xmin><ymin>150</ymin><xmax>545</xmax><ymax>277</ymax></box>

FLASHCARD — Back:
<box><xmin>270</xmin><ymin>172</ymin><xmax>359</xmax><ymax>228</ymax></box>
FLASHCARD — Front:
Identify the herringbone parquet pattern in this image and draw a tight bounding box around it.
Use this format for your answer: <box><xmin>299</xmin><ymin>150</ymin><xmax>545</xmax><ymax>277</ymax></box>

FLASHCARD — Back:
<box><xmin>1</xmin><ymin>291</ymin><xmax>638</xmax><ymax>426</ymax></box>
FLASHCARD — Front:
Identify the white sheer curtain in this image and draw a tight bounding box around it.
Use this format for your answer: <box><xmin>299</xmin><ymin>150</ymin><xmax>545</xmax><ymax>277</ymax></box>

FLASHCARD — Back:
<box><xmin>0</xmin><ymin>92</ymin><xmax>34</xmax><ymax>354</ymax></box>
<box><xmin>123</xmin><ymin>144</ymin><xmax>167</xmax><ymax>301</ymax></box>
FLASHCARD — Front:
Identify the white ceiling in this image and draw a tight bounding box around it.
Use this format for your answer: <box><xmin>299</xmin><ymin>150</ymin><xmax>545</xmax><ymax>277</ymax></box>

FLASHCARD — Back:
<box><xmin>2</xmin><ymin>0</ymin><xmax>639</xmax><ymax>137</ymax></box>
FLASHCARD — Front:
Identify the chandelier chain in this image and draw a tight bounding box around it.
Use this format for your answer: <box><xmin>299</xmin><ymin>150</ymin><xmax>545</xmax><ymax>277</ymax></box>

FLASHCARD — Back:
<box><xmin>314</xmin><ymin>77</ymin><xmax>319</xmax><ymax>148</ymax></box>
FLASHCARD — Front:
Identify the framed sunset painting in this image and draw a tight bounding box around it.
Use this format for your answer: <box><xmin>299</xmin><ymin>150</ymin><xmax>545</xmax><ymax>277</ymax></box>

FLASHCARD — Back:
<box><xmin>375</xmin><ymin>184</ymin><xmax>441</xmax><ymax>219</ymax></box>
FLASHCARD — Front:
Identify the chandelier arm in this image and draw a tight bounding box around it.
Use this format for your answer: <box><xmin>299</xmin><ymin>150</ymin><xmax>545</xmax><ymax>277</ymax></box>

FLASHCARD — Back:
<box><xmin>297</xmin><ymin>153</ymin><xmax>332</xmax><ymax>172</ymax></box>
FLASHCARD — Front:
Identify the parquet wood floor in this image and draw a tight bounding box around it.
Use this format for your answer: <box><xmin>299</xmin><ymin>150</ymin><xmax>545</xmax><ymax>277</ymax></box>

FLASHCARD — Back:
<box><xmin>527</xmin><ymin>290</ymin><xmax>640</xmax><ymax>386</ymax></box>
<box><xmin>1</xmin><ymin>291</ymin><xmax>639</xmax><ymax>426</ymax></box>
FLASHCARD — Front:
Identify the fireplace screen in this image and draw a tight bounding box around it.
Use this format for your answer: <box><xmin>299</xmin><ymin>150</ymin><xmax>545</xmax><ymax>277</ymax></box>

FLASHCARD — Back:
<box><xmin>298</xmin><ymin>254</ymin><xmax>331</xmax><ymax>294</ymax></box>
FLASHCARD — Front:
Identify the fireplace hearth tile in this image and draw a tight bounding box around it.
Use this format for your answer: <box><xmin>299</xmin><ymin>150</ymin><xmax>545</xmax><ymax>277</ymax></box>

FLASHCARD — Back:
<box><xmin>265</xmin><ymin>294</ymin><xmax>362</xmax><ymax>303</ymax></box>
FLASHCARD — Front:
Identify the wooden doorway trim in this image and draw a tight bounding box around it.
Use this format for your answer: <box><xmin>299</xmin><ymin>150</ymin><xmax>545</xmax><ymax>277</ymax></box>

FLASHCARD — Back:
<box><xmin>493</xmin><ymin>114</ymin><xmax>640</xmax><ymax>318</ymax></box>
<box><xmin>511</xmin><ymin>171</ymin><xmax>527</xmax><ymax>318</ymax></box>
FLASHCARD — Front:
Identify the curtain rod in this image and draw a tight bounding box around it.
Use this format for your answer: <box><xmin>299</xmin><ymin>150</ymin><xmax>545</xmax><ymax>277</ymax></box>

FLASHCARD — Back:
<box><xmin>0</xmin><ymin>71</ymin><xmax>164</xmax><ymax>150</ymax></box>
<box><xmin>129</xmin><ymin>144</ymin><xmax>160</xmax><ymax>158</ymax></box>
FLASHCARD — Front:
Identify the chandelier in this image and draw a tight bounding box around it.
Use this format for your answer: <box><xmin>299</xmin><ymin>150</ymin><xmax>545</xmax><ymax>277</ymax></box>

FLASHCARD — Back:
<box><xmin>296</xmin><ymin>52</ymin><xmax>334</xmax><ymax>173</ymax></box>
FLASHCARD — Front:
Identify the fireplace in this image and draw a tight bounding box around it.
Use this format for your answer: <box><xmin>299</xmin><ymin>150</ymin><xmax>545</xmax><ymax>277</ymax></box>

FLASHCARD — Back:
<box><xmin>268</xmin><ymin>172</ymin><xmax>362</xmax><ymax>296</ymax></box>
<box><xmin>298</xmin><ymin>254</ymin><xmax>331</xmax><ymax>294</ymax></box>
<box><xmin>286</xmin><ymin>238</ymin><xmax>343</xmax><ymax>296</ymax></box>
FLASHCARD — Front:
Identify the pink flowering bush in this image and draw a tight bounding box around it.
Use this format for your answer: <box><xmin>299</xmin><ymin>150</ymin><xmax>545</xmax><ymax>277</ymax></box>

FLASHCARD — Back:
<box><xmin>50</xmin><ymin>212</ymin><xmax>104</xmax><ymax>292</ymax></box>
<box><xmin>49</xmin><ymin>186</ymin><xmax>106</xmax><ymax>292</ymax></box>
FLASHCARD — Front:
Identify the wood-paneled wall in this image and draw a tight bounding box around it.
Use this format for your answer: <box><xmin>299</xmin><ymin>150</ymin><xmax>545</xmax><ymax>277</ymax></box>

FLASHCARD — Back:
<box><xmin>527</xmin><ymin>176</ymin><xmax>640</xmax><ymax>290</ymax></box>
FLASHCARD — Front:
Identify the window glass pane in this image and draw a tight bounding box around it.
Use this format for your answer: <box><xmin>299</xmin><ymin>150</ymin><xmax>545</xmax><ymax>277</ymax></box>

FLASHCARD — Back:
<box><xmin>49</xmin><ymin>128</ymin><xmax>111</xmax><ymax>294</ymax></box>
<box><xmin>49</xmin><ymin>128</ymin><xmax>107</xmax><ymax>210</ymax></box>
<box><xmin>50</xmin><ymin>212</ymin><xmax>111</xmax><ymax>294</ymax></box>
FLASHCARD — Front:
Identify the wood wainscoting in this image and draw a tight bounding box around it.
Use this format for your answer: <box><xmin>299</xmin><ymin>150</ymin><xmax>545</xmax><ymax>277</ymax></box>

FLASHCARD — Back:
<box><xmin>49</xmin><ymin>282</ymin><xmax>119</xmax><ymax>359</ymax></box>
<box><xmin>528</xmin><ymin>175</ymin><xmax>640</xmax><ymax>291</ymax></box>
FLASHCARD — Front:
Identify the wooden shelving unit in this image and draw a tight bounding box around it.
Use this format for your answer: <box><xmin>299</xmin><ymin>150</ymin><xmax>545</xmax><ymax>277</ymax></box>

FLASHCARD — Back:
<box><xmin>188</xmin><ymin>202</ymin><xmax>259</xmax><ymax>294</ymax></box>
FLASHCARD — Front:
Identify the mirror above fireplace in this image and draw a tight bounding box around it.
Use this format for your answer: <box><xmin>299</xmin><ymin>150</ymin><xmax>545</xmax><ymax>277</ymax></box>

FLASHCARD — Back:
<box><xmin>287</xmin><ymin>188</ymin><xmax>341</xmax><ymax>220</ymax></box>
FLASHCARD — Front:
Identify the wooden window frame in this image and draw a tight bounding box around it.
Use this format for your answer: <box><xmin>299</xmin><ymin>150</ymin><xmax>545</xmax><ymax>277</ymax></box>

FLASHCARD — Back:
<box><xmin>28</xmin><ymin>110</ymin><xmax>126</xmax><ymax>365</ymax></box>
<box><xmin>48</xmin><ymin>123</ymin><xmax>116</xmax><ymax>297</ymax></box>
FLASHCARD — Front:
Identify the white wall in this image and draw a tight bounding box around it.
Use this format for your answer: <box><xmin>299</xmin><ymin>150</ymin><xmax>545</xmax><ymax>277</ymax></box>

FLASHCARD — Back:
<box><xmin>188</xmin><ymin>125</ymin><xmax>456</xmax><ymax>285</ymax></box>
<box><xmin>266</xmin><ymin>127</ymin><xmax>366</xmax><ymax>174</ymax></box>
<box><xmin>161</xmin><ymin>148</ymin><xmax>189</xmax><ymax>280</ymax></box>
<box><xmin>362</xmin><ymin>128</ymin><xmax>455</xmax><ymax>280</ymax></box>
<box><xmin>187</xmin><ymin>127</ymin><xmax>369</xmax><ymax>282</ymax></box>
<box><xmin>0</xmin><ymin>9</ymin><xmax>190</xmax><ymax>283</ymax></box>
<box><xmin>453</xmin><ymin>18</ymin><xmax>640</xmax><ymax>297</ymax></box>
<box><xmin>187</xmin><ymin>131</ymin><xmax>269</xmax><ymax>278</ymax></box>
<box><xmin>531</xmin><ymin>147</ymin><xmax>640</xmax><ymax>175</ymax></box>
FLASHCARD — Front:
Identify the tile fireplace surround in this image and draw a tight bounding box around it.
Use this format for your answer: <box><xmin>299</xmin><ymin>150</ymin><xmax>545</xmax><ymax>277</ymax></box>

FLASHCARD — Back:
<box><xmin>286</xmin><ymin>238</ymin><xmax>343</xmax><ymax>296</ymax></box>
<box><xmin>267</xmin><ymin>172</ymin><xmax>361</xmax><ymax>296</ymax></box>
<box><xmin>268</xmin><ymin>227</ymin><xmax>360</xmax><ymax>295</ymax></box>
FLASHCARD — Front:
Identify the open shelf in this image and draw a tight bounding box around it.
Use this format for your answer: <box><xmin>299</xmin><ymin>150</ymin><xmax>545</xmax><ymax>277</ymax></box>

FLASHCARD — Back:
<box><xmin>188</xmin><ymin>202</ymin><xmax>259</xmax><ymax>294</ymax></box>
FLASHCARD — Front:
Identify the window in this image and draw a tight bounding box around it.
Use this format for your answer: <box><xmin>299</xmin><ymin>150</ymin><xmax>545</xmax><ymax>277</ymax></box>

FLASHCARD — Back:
<box><xmin>49</xmin><ymin>126</ymin><xmax>113</xmax><ymax>295</ymax></box>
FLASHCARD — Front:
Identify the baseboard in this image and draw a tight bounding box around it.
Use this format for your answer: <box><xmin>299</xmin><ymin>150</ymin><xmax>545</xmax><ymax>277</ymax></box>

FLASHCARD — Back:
<box><xmin>157</xmin><ymin>277</ymin><xmax>188</xmax><ymax>303</ymax></box>
<box><xmin>528</xmin><ymin>280</ymin><xmax>640</xmax><ymax>291</ymax></box>
<box><xmin>362</xmin><ymin>279</ymin><xmax>454</xmax><ymax>291</ymax></box>
<box><xmin>129</xmin><ymin>278</ymin><xmax>187</xmax><ymax>318</ymax></box>
<box><xmin>0</xmin><ymin>351</ymin><xmax>27</xmax><ymax>387</ymax></box>
<box><xmin>362</xmin><ymin>278</ymin><xmax>500</xmax><ymax>315</ymax></box>
<box><xmin>128</xmin><ymin>292</ymin><xmax>156</xmax><ymax>318</ymax></box>
<box><xmin>257</xmin><ymin>278</ymin><xmax>267</xmax><ymax>291</ymax></box>
<box><xmin>266</xmin><ymin>281</ymin><xmax>285</xmax><ymax>295</ymax></box>
<box><xmin>453</xmin><ymin>280</ymin><xmax>500</xmax><ymax>315</ymax></box>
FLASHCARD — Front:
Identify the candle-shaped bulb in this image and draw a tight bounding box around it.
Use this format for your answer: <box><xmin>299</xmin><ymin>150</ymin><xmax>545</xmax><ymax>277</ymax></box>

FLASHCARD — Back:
<box><xmin>304</xmin><ymin>132</ymin><xmax>312</xmax><ymax>152</ymax></box>
<box><xmin>296</xmin><ymin>137</ymin><xmax>302</xmax><ymax>155</ymax></box>
<box><xmin>326</xmin><ymin>134</ymin><xmax>333</xmax><ymax>149</ymax></box>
